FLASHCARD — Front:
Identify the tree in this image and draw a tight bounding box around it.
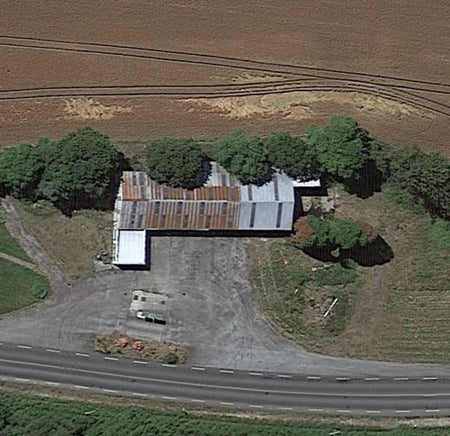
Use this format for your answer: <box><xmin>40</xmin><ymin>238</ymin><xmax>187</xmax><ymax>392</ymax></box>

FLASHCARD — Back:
<box><xmin>213</xmin><ymin>131</ymin><xmax>271</xmax><ymax>184</ymax></box>
<box><xmin>146</xmin><ymin>138</ymin><xmax>206</xmax><ymax>188</ymax></box>
<box><xmin>266</xmin><ymin>131</ymin><xmax>319</xmax><ymax>178</ymax></box>
<box><xmin>0</xmin><ymin>143</ymin><xmax>44</xmax><ymax>198</ymax></box>
<box><xmin>37</xmin><ymin>127</ymin><xmax>120</xmax><ymax>210</ymax></box>
<box><xmin>390</xmin><ymin>146</ymin><xmax>450</xmax><ymax>219</ymax></box>
<box><xmin>305</xmin><ymin>116</ymin><xmax>372</xmax><ymax>180</ymax></box>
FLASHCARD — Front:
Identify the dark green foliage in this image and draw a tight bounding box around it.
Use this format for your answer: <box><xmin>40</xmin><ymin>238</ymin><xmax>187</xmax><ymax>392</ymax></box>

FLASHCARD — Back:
<box><xmin>37</xmin><ymin>127</ymin><xmax>120</xmax><ymax>209</ymax></box>
<box><xmin>213</xmin><ymin>131</ymin><xmax>271</xmax><ymax>184</ymax></box>
<box><xmin>0</xmin><ymin>391</ymin><xmax>446</xmax><ymax>435</ymax></box>
<box><xmin>390</xmin><ymin>146</ymin><xmax>450</xmax><ymax>219</ymax></box>
<box><xmin>265</xmin><ymin>131</ymin><xmax>319</xmax><ymax>178</ymax></box>
<box><xmin>299</xmin><ymin>215</ymin><xmax>367</xmax><ymax>251</ymax></box>
<box><xmin>305</xmin><ymin>116</ymin><xmax>372</xmax><ymax>180</ymax></box>
<box><xmin>146</xmin><ymin>138</ymin><xmax>206</xmax><ymax>188</ymax></box>
<box><xmin>0</xmin><ymin>143</ymin><xmax>44</xmax><ymax>198</ymax></box>
<box><xmin>315</xmin><ymin>260</ymin><xmax>357</xmax><ymax>286</ymax></box>
<box><xmin>163</xmin><ymin>353</ymin><xmax>178</xmax><ymax>364</ymax></box>
<box><xmin>328</xmin><ymin>217</ymin><xmax>368</xmax><ymax>249</ymax></box>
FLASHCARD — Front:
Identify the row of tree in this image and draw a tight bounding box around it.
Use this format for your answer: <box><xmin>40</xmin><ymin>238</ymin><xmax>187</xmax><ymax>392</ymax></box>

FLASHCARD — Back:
<box><xmin>0</xmin><ymin>127</ymin><xmax>121</xmax><ymax>214</ymax></box>
<box><xmin>146</xmin><ymin>116</ymin><xmax>387</xmax><ymax>193</ymax></box>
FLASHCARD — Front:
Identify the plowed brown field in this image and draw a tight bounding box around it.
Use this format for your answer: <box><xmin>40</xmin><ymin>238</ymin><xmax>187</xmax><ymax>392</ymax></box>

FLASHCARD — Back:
<box><xmin>1</xmin><ymin>0</ymin><xmax>449</xmax><ymax>153</ymax></box>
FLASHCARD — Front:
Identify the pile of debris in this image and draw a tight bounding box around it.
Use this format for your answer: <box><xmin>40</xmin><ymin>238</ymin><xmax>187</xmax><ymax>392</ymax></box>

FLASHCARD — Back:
<box><xmin>94</xmin><ymin>333</ymin><xmax>186</xmax><ymax>364</ymax></box>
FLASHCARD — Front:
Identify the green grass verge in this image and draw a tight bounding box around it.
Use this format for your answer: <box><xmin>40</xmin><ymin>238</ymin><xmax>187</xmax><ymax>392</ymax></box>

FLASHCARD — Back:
<box><xmin>0</xmin><ymin>259</ymin><xmax>50</xmax><ymax>315</ymax></box>
<box><xmin>0</xmin><ymin>224</ymin><xmax>30</xmax><ymax>262</ymax></box>
<box><xmin>0</xmin><ymin>391</ymin><xmax>447</xmax><ymax>436</ymax></box>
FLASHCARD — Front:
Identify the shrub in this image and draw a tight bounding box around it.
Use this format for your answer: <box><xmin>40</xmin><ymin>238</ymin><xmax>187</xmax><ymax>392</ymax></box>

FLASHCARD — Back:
<box><xmin>163</xmin><ymin>353</ymin><xmax>178</xmax><ymax>364</ymax></box>
<box><xmin>314</xmin><ymin>261</ymin><xmax>357</xmax><ymax>286</ymax></box>
<box><xmin>31</xmin><ymin>283</ymin><xmax>49</xmax><ymax>300</ymax></box>
<box><xmin>146</xmin><ymin>138</ymin><xmax>206</xmax><ymax>188</ymax></box>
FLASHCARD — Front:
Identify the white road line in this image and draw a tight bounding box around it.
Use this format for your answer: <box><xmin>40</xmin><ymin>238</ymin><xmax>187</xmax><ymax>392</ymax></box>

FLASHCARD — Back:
<box><xmin>337</xmin><ymin>409</ymin><xmax>351</xmax><ymax>413</ymax></box>
<box><xmin>162</xmin><ymin>364</ymin><xmax>177</xmax><ymax>368</ymax></box>
<box><xmin>44</xmin><ymin>381</ymin><xmax>60</xmax><ymax>386</ymax></box>
<box><xmin>191</xmin><ymin>367</ymin><xmax>205</xmax><ymax>371</ymax></box>
<box><xmin>249</xmin><ymin>372</ymin><xmax>263</xmax><ymax>376</ymax></box>
<box><xmin>308</xmin><ymin>408</ymin><xmax>324</xmax><ymax>412</ymax></box>
<box><xmin>103</xmin><ymin>389</ymin><xmax>118</xmax><ymax>394</ymax></box>
<box><xmin>14</xmin><ymin>378</ymin><xmax>30</xmax><ymax>382</ymax></box>
<box><xmin>220</xmin><ymin>369</ymin><xmax>234</xmax><ymax>374</ymax></box>
<box><xmin>220</xmin><ymin>402</ymin><xmax>234</xmax><ymax>406</ymax></box>
<box><xmin>190</xmin><ymin>399</ymin><xmax>205</xmax><ymax>403</ymax></box>
<box><xmin>75</xmin><ymin>353</ymin><xmax>90</xmax><ymax>357</ymax></box>
<box><xmin>426</xmin><ymin>409</ymin><xmax>441</xmax><ymax>413</ymax></box>
<box><xmin>104</xmin><ymin>357</ymin><xmax>119</xmax><ymax>361</ymax></box>
<box><xmin>132</xmin><ymin>393</ymin><xmax>147</xmax><ymax>397</ymax></box>
<box><xmin>2</xmin><ymin>357</ymin><xmax>447</xmax><ymax>399</ymax></box>
<box><xmin>277</xmin><ymin>374</ymin><xmax>292</xmax><ymax>379</ymax></box>
<box><xmin>17</xmin><ymin>345</ymin><xmax>32</xmax><ymax>349</ymax></box>
<box><xmin>307</xmin><ymin>376</ymin><xmax>321</xmax><ymax>380</ymax></box>
<box><xmin>249</xmin><ymin>405</ymin><xmax>263</xmax><ymax>408</ymax></box>
<box><xmin>163</xmin><ymin>396</ymin><xmax>177</xmax><ymax>400</ymax></box>
<box><xmin>278</xmin><ymin>407</ymin><xmax>293</xmax><ymax>411</ymax></box>
<box><xmin>364</xmin><ymin>377</ymin><xmax>380</xmax><ymax>381</ymax></box>
<box><xmin>336</xmin><ymin>377</ymin><xmax>350</xmax><ymax>381</ymax></box>
<box><xmin>423</xmin><ymin>377</ymin><xmax>438</xmax><ymax>381</ymax></box>
<box><xmin>46</xmin><ymin>349</ymin><xmax>61</xmax><ymax>353</ymax></box>
<box><xmin>365</xmin><ymin>410</ymin><xmax>381</xmax><ymax>414</ymax></box>
<box><xmin>74</xmin><ymin>385</ymin><xmax>89</xmax><ymax>390</ymax></box>
<box><xmin>394</xmin><ymin>377</ymin><xmax>409</xmax><ymax>381</ymax></box>
<box><xmin>395</xmin><ymin>410</ymin><xmax>411</xmax><ymax>413</ymax></box>
<box><xmin>133</xmin><ymin>360</ymin><xmax>148</xmax><ymax>365</ymax></box>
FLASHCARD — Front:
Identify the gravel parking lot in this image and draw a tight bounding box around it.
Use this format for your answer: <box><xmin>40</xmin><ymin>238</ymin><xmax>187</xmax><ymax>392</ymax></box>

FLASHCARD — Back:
<box><xmin>2</xmin><ymin>235</ymin><xmax>449</xmax><ymax>376</ymax></box>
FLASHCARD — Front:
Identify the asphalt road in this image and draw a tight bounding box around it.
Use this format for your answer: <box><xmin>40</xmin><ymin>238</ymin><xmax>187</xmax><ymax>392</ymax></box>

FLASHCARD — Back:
<box><xmin>1</xmin><ymin>342</ymin><xmax>449</xmax><ymax>416</ymax></box>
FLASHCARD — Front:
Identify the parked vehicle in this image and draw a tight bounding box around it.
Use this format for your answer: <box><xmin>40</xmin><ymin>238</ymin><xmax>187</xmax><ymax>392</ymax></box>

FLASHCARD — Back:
<box><xmin>136</xmin><ymin>310</ymin><xmax>166</xmax><ymax>325</ymax></box>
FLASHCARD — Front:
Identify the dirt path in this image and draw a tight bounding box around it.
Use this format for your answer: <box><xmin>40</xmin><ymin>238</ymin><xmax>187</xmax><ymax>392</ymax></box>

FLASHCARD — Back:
<box><xmin>1</xmin><ymin>198</ymin><xmax>70</xmax><ymax>295</ymax></box>
<box><xmin>0</xmin><ymin>251</ymin><xmax>40</xmax><ymax>272</ymax></box>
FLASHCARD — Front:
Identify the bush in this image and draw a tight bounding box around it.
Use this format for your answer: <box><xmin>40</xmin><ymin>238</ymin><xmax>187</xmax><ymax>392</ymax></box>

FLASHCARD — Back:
<box><xmin>31</xmin><ymin>283</ymin><xmax>49</xmax><ymax>300</ymax></box>
<box><xmin>213</xmin><ymin>131</ymin><xmax>271</xmax><ymax>184</ymax></box>
<box><xmin>163</xmin><ymin>353</ymin><xmax>178</xmax><ymax>364</ymax></box>
<box><xmin>390</xmin><ymin>146</ymin><xmax>450</xmax><ymax>219</ymax></box>
<box><xmin>314</xmin><ymin>261</ymin><xmax>357</xmax><ymax>286</ymax></box>
<box><xmin>146</xmin><ymin>138</ymin><xmax>206</xmax><ymax>188</ymax></box>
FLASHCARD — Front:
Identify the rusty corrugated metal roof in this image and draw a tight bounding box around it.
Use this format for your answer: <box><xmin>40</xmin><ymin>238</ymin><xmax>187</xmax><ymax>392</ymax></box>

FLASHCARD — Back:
<box><xmin>121</xmin><ymin>171</ymin><xmax>241</xmax><ymax>202</ymax></box>
<box><xmin>119</xmin><ymin>200</ymin><xmax>240</xmax><ymax>230</ymax></box>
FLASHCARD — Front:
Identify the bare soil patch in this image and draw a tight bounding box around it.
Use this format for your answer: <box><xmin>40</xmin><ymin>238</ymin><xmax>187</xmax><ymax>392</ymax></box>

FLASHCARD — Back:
<box><xmin>0</xmin><ymin>0</ymin><xmax>448</xmax><ymax>154</ymax></box>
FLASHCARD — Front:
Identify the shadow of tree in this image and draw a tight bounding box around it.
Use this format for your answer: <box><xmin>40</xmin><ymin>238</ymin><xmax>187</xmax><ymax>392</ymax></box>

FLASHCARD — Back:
<box><xmin>343</xmin><ymin>160</ymin><xmax>385</xmax><ymax>199</ymax></box>
<box><xmin>301</xmin><ymin>236</ymin><xmax>394</xmax><ymax>267</ymax></box>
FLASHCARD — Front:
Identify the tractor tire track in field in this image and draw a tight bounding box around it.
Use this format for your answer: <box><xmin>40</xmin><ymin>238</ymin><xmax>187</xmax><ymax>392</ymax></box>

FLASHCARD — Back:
<box><xmin>1</xmin><ymin>35</ymin><xmax>449</xmax><ymax>117</ymax></box>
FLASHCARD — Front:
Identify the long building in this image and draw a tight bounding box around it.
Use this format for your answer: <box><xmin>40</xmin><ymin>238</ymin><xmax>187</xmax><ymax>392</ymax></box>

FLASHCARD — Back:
<box><xmin>112</xmin><ymin>163</ymin><xmax>315</xmax><ymax>266</ymax></box>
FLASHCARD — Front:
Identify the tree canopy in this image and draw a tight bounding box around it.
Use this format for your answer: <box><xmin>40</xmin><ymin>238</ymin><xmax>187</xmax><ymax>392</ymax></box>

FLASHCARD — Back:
<box><xmin>37</xmin><ymin>127</ymin><xmax>120</xmax><ymax>208</ymax></box>
<box><xmin>145</xmin><ymin>138</ymin><xmax>206</xmax><ymax>188</ymax></box>
<box><xmin>305</xmin><ymin>116</ymin><xmax>372</xmax><ymax>180</ymax></box>
<box><xmin>0</xmin><ymin>143</ymin><xmax>44</xmax><ymax>197</ymax></box>
<box><xmin>266</xmin><ymin>131</ymin><xmax>319</xmax><ymax>178</ymax></box>
<box><xmin>390</xmin><ymin>146</ymin><xmax>450</xmax><ymax>219</ymax></box>
<box><xmin>213</xmin><ymin>131</ymin><xmax>271</xmax><ymax>184</ymax></box>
